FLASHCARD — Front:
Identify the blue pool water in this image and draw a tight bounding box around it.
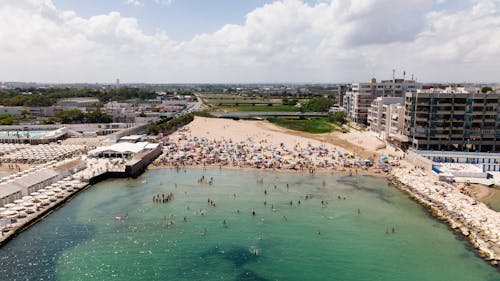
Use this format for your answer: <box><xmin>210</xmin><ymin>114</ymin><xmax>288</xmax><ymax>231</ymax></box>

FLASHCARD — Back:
<box><xmin>0</xmin><ymin>131</ymin><xmax>44</xmax><ymax>137</ymax></box>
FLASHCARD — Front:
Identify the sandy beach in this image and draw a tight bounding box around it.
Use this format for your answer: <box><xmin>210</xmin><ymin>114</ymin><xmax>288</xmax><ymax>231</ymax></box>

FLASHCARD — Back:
<box><xmin>153</xmin><ymin>117</ymin><xmax>401</xmax><ymax>177</ymax></box>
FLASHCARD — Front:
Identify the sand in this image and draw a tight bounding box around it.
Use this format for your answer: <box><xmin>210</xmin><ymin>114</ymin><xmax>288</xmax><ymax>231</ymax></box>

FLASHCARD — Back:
<box><xmin>170</xmin><ymin>117</ymin><xmax>348</xmax><ymax>154</ymax></box>
<box><xmin>0</xmin><ymin>163</ymin><xmax>32</xmax><ymax>174</ymax></box>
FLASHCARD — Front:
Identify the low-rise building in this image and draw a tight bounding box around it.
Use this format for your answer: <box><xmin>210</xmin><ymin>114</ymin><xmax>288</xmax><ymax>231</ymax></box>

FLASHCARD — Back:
<box><xmin>89</xmin><ymin>142</ymin><xmax>160</xmax><ymax>158</ymax></box>
<box><xmin>57</xmin><ymin>97</ymin><xmax>101</xmax><ymax>108</ymax></box>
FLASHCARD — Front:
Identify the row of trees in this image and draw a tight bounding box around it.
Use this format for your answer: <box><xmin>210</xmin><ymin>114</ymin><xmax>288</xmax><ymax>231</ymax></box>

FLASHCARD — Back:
<box><xmin>46</xmin><ymin>109</ymin><xmax>113</xmax><ymax>124</ymax></box>
<box><xmin>0</xmin><ymin>114</ymin><xmax>18</xmax><ymax>125</ymax></box>
<box><xmin>147</xmin><ymin>114</ymin><xmax>195</xmax><ymax>135</ymax></box>
<box><xmin>0</xmin><ymin>87</ymin><xmax>158</xmax><ymax>107</ymax></box>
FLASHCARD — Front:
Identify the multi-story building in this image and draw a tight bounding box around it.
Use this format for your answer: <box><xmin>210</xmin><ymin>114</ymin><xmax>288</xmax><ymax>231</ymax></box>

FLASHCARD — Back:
<box><xmin>57</xmin><ymin>97</ymin><xmax>101</xmax><ymax>110</ymax></box>
<box><xmin>367</xmin><ymin>97</ymin><xmax>405</xmax><ymax>140</ymax></box>
<box><xmin>344</xmin><ymin>78</ymin><xmax>419</xmax><ymax>124</ymax></box>
<box><xmin>404</xmin><ymin>87</ymin><xmax>500</xmax><ymax>152</ymax></box>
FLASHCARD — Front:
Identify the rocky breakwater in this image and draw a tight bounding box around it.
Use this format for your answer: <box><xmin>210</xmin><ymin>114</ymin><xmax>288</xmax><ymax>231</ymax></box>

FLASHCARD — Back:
<box><xmin>389</xmin><ymin>167</ymin><xmax>500</xmax><ymax>267</ymax></box>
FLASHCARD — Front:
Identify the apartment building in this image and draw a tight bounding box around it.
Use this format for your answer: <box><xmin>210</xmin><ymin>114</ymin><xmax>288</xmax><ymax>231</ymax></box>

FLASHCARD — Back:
<box><xmin>344</xmin><ymin>78</ymin><xmax>419</xmax><ymax>124</ymax></box>
<box><xmin>367</xmin><ymin>97</ymin><xmax>405</xmax><ymax>141</ymax></box>
<box><xmin>404</xmin><ymin>87</ymin><xmax>500</xmax><ymax>152</ymax></box>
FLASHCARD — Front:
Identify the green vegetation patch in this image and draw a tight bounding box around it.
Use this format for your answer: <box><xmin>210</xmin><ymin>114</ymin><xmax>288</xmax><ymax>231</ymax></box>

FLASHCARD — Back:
<box><xmin>268</xmin><ymin>117</ymin><xmax>333</xmax><ymax>134</ymax></box>
<box><xmin>147</xmin><ymin>113</ymin><xmax>194</xmax><ymax>135</ymax></box>
<box><xmin>0</xmin><ymin>114</ymin><xmax>18</xmax><ymax>125</ymax></box>
<box><xmin>218</xmin><ymin>105</ymin><xmax>300</xmax><ymax>112</ymax></box>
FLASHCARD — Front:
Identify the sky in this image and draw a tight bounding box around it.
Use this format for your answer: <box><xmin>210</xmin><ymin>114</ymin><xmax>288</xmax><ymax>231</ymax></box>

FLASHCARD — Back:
<box><xmin>0</xmin><ymin>0</ymin><xmax>499</xmax><ymax>83</ymax></box>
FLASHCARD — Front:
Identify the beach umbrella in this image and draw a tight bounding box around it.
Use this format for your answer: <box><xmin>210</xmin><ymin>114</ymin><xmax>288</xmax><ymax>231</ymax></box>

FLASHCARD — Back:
<box><xmin>380</xmin><ymin>156</ymin><xmax>389</xmax><ymax>161</ymax></box>
<box><xmin>14</xmin><ymin>199</ymin><xmax>24</xmax><ymax>204</ymax></box>
<box><xmin>12</xmin><ymin>205</ymin><xmax>25</xmax><ymax>211</ymax></box>
<box><xmin>1</xmin><ymin>210</ymin><xmax>17</xmax><ymax>217</ymax></box>
<box><xmin>4</xmin><ymin>203</ymin><xmax>16</xmax><ymax>208</ymax></box>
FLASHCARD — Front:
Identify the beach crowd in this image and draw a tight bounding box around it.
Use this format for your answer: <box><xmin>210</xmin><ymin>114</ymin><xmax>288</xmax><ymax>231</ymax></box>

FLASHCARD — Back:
<box><xmin>153</xmin><ymin>129</ymin><xmax>397</xmax><ymax>173</ymax></box>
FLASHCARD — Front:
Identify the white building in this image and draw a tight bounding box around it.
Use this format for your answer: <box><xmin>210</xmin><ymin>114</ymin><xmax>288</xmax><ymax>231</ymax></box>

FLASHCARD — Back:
<box><xmin>343</xmin><ymin>78</ymin><xmax>419</xmax><ymax>125</ymax></box>
<box><xmin>368</xmin><ymin>97</ymin><xmax>405</xmax><ymax>141</ymax></box>
<box><xmin>89</xmin><ymin>142</ymin><xmax>160</xmax><ymax>158</ymax></box>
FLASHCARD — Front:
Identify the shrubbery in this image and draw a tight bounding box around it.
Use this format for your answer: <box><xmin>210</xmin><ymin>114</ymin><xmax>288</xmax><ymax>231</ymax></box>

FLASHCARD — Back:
<box><xmin>147</xmin><ymin>114</ymin><xmax>194</xmax><ymax>135</ymax></box>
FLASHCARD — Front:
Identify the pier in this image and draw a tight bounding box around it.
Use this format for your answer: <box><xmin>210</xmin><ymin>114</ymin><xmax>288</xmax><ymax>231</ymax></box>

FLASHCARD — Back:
<box><xmin>0</xmin><ymin>142</ymin><xmax>162</xmax><ymax>246</ymax></box>
<box><xmin>389</xmin><ymin>168</ymin><xmax>500</xmax><ymax>266</ymax></box>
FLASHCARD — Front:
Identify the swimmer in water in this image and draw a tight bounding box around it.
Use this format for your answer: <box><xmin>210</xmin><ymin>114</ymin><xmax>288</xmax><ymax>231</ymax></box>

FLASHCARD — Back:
<box><xmin>252</xmin><ymin>210</ymin><xmax>256</xmax><ymax>216</ymax></box>
<box><xmin>283</xmin><ymin>215</ymin><xmax>288</xmax><ymax>221</ymax></box>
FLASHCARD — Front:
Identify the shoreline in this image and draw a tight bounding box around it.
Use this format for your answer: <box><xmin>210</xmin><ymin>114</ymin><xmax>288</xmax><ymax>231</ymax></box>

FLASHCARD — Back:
<box><xmin>148</xmin><ymin>163</ymin><xmax>389</xmax><ymax>179</ymax></box>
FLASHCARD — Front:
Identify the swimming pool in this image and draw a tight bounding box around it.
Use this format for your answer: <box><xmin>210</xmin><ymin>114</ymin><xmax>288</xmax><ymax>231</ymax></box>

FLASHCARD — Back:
<box><xmin>0</xmin><ymin>131</ymin><xmax>45</xmax><ymax>138</ymax></box>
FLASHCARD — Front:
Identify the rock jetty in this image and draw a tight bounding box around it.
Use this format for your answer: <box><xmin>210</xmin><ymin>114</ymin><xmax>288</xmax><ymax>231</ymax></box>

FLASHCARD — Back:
<box><xmin>390</xmin><ymin>167</ymin><xmax>500</xmax><ymax>266</ymax></box>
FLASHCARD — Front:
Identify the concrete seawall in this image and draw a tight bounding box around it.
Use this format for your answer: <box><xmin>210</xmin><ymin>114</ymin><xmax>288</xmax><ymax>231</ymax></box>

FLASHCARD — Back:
<box><xmin>0</xmin><ymin>181</ymin><xmax>90</xmax><ymax>247</ymax></box>
<box><xmin>389</xmin><ymin>169</ymin><xmax>500</xmax><ymax>267</ymax></box>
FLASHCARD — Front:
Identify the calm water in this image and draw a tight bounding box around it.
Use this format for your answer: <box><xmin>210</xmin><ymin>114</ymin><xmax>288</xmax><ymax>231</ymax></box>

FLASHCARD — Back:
<box><xmin>0</xmin><ymin>168</ymin><xmax>498</xmax><ymax>281</ymax></box>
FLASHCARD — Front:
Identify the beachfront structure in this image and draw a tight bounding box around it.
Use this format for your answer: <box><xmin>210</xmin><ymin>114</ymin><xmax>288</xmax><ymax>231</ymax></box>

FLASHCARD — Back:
<box><xmin>404</xmin><ymin>87</ymin><xmax>499</xmax><ymax>152</ymax></box>
<box><xmin>0</xmin><ymin>160</ymin><xmax>87</xmax><ymax>207</ymax></box>
<box><xmin>0</xmin><ymin>128</ymin><xmax>67</xmax><ymax>144</ymax></box>
<box><xmin>367</xmin><ymin>97</ymin><xmax>406</xmax><ymax>141</ymax></box>
<box><xmin>343</xmin><ymin>78</ymin><xmax>419</xmax><ymax>124</ymax></box>
<box><xmin>88</xmin><ymin>142</ymin><xmax>160</xmax><ymax>158</ymax></box>
<box><xmin>416</xmin><ymin>150</ymin><xmax>500</xmax><ymax>172</ymax></box>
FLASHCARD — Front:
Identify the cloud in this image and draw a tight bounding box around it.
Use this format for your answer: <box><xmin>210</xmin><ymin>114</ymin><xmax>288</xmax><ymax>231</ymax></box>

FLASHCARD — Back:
<box><xmin>126</xmin><ymin>0</ymin><xmax>143</xmax><ymax>6</ymax></box>
<box><xmin>0</xmin><ymin>0</ymin><xmax>499</xmax><ymax>83</ymax></box>
<box><xmin>125</xmin><ymin>0</ymin><xmax>174</xmax><ymax>6</ymax></box>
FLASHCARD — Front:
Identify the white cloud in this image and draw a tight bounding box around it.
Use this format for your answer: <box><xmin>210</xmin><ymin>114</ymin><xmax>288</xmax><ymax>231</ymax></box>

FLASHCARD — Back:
<box><xmin>125</xmin><ymin>0</ymin><xmax>174</xmax><ymax>6</ymax></box>
<box><xmin>126</xmin><ymin>0</ymin><xmax>143</xmax><ymax>6</ymax></box>
<box><xmin>0</xmin><ymin>0</ymin><xmax>499</xmax><ymax>83</ymax></box>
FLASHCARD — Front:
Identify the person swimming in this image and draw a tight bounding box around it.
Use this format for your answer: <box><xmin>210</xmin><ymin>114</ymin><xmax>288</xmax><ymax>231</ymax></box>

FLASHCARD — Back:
<box><xmin>252</xmin><ymin>210</ymin><xmax>256</xmax><ymax>216</ymax></box>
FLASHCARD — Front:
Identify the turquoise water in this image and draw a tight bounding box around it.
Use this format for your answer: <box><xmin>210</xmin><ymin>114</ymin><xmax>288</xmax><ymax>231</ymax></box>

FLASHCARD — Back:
<box><xmin>0</xmin><ymin>130</ymin><xmax>44</xmax><ymax>137</ymax></box>
<box><xmin>0</xmin><ymin>168</ymin><xmax>498</xmax><ymax>281</ymax></box>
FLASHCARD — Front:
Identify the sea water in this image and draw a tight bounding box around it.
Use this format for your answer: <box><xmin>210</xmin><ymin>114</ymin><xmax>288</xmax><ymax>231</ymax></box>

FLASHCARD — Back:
<box><xmin>0</xmin><ymin>168</ymin><xmax>498</xmax><ymax>281</ymax></box>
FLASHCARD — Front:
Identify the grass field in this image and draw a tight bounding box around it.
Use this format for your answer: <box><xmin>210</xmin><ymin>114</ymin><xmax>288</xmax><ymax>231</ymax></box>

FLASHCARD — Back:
<box><xmin>268</xmin><ymin>117</ymin><xmax>334</xmax><ymax>134</ymax></box>
<box><xmin>216</xmin><ymin>105</ymin><xmax>300</xmax><ymax>112</ymax></box>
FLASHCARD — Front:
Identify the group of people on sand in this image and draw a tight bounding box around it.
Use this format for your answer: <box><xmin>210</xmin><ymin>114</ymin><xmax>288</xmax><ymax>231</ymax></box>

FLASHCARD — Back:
<box><xmin>154</xmin><ymin>131</ymin><xmax>399</xmax><ymax>173</ymax></box>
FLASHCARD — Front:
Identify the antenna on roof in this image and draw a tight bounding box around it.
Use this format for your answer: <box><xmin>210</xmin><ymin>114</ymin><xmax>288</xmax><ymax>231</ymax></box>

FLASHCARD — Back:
<box><xmin>411</xmin><ymin>74</ymin><xmax>414</xmax><ymax>81</ymax></box>
<box><xmin>403</xmin><ymin>70</ymin><xmax>406</xmax><ymax>80</ymax></box>
<box><xmin>392</xmin><ymin>69</ymin><xmax>395</xmax><ymax>83</ymax></box>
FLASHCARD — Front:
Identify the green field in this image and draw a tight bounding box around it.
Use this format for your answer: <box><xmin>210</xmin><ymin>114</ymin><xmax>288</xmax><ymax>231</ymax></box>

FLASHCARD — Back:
<box><xmin>268</xmin><ymin>117</ymin><xmax>334</xmax><ymax>134</ymax></box>
<box><xmin>216</xmin><ymin>105</ymin><xmax>300</xmax><ymax>112</ymax></box>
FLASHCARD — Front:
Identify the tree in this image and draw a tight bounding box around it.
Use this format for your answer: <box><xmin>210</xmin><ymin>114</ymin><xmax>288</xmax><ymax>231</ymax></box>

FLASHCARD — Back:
<box><xmin>328</xmin><ymin>111</ymin><xmax>347</xmax><ymax>125</ymax></box>
<box><xmin>55</xmin><ymin>109</ymin><xmax>85</xmax><ymax>124</ymax></box>
<box><xmin>304</xmin><ymin>97</ymin><xmax>334</xmax><ymax>112</ymax></box>
<box><xmin>85</xmin><ymin>110</ymin><xmax>113</xmax><ymax>123</ymax></box>
<box><xmin>20</xmin><ymin>109</ymin><xmax>30</xmax><ymax>119</ymax></box>
<box><xmin>0</xmin><ymin>114</ymin><xmax>18</xmax><ymax>125</ymax></box>
<box><xmin>481</xmin><ymin>86</ymin><xmax>493</xmax><ymax>93</ymax></box>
